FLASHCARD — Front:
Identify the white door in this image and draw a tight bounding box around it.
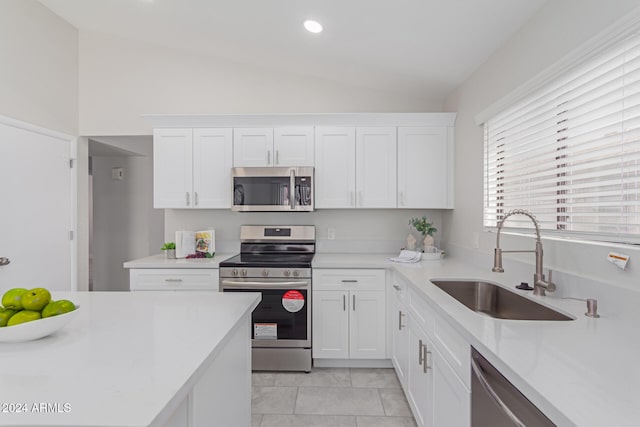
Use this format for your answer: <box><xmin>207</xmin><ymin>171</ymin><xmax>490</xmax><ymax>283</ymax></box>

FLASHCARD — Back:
<box><xmin>233</xmin><ymin>128</ymin><xmax>274</xmax><ymax>167</ymax></box>
<box><xmin>314</xmin><ymin>127</ymin><xmax>356</xmax><ymax>208</ymax></box>
<box><xmin>193</xmin><ymin>128</ymin><xmax>233</xmax><ymax>208</ymax></box>
<box><xmin>398</xmin><ymin>127</ymin><xmax>451</xmax><ymax>208</ymax></box>
<box><xmin>356</xmin><ymin>127</ymin><xmax>397</xmax><ymax>208</ymax></box>
<box><xmin>349</xmin><ymin>290</ymin><xmax>386</xmax><ymax>358</ymax></box>
<box><xmin>273</xmin><ymin>127</ymin><xmax>314</xmax><ymax>166</ymax></box>
<box><xmin>153</xmin><ymin>128</ymin><xmax>193</xmax><ymax>208</ymax></box>
<box><xmin>0</xmin><ymin>118</ymin><xmax>74</xmax><ymax>292</ymax></box>
<box><xmin>312</xmin><ymin>290</ymin><xmax>349</xmax><ymax>359</ymax></box>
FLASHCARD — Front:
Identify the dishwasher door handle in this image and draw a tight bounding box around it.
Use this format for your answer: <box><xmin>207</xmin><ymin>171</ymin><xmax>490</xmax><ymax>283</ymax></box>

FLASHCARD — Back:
<box><xmin>471</xmin><ymin>356</ymin><xmax>526</xmax><ymax>427</ymax></box>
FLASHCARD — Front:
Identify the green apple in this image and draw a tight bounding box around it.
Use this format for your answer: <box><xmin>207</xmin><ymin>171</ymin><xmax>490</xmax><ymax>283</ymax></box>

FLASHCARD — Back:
<box><xmin>42</xmin><ymin>300</ymin><xmax>75</xmax><ymax>318</ymax></box>
<box><xmin>2</xmin><ymin>288</ymin><xmax>28</xmax><ymax>309</ymax></box>
<box><xmin>21</xmin><ymin>288</ymin><xmax>52</xmax><ymax>311</ymax></box>
<box><xmin>7</xmin><ymin>310</ymin><xmax>41</xmax><ymax>326</ymax></box>
<box><xmin>0</xmin><ymin>307</ymin><xmax>17</xmax><ymax>327</ymax></box>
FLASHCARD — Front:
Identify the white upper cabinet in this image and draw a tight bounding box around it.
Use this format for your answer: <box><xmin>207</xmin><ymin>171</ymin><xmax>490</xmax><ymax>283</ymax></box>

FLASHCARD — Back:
<box><xmin>315</xmin><ymin>127</ymin><xmax>396</xmax><ymax>208</ymax></box>
<box><xmin>193</xmin><ymin>128</ymin><xmax>233</xmax><ymax>208</ymax></box>
<box><xmin>154</xmin><ymin>128</ymin><xmax>193</xmax><ymax>208</ymax></box>
<box><xmin>314</xmin><ymin>127</ymin><xmax>357</xmax><ymax>208</ymax></box>
<box><xmin>233</xmin><ymin>128</ymin><xmax>274</xmax><ymax>167</ymax></box>
<box><xmin>356</xmin><ymin>127</ymin><xmax>397</xmax><ymax>208</ymax></box>
<box><xmin>153</xmin><ymin>128</ymin><xmax>232</xmax><ymax>209</ymax></box>
<box><xmin>397</xmin><ymin>127</ymin><xmax>453</xmax><ymax>209</ymax></box>
<box><xmin>274</xmin><ymin>127</ymin><xmax>314</xmax><ymax>166</ymax></box>
<box><xmin>233</xmin><ymin>127</ymin><xmax>314</xmax><ymax>167</ymax></box>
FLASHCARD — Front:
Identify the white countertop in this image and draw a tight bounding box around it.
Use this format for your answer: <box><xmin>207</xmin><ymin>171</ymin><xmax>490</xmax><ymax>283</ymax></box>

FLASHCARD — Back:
<box><xmin>313</xmin><ymin>253</ymin><xmax>640</xmax><ymax>427</ymax></box>
<box><xmin>0</xmin><ymin>291</ymin><xmax>260</xmax><ymax>427</ymax></box>
<box><xmin>123</xmin><ymin>253</ymin><xmax>236</xmax><ymax>269</ymax></box>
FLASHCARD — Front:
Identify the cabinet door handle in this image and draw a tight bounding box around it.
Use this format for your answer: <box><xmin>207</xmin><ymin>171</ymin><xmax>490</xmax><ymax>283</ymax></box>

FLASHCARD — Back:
<box><xmin>194</xmin><ymin>192</ymin><xmax>199</xmax><ymax>206</ymax></box>
<box><xmin>350</xmin><ymin>191</ymin><xmax>355</xmax><ymax>206</ymax></box>
<box><xmin>0</xmin><ymin>257</ymin><xmax>10</xmax><ymax>266</ymax></box>
<box><xmin>341</xmin><ymin>279</ymin><xmax>358</xmax><ymax>283</ymax></box>
<box><xmin>418</xmin><ymin>339</ymin><xmax>424</xmax><ymax>366</ymax></box>
<box><xmin>398</xmin><ymin>310</ymin><xmax>405</xmax><ymax>330</ymax></box>
<box><xmin>393</xmin><ymin>284</ymin><xmax>401</xmax><ymax>291</ymax></box>
<box><xmin>424</xmin><ymin>347</ymin><xmax>431</xmax><ymax>373</ymax></box>
<box><xmin>186</xmin><ymin>192</ymin><xmax>190</xmax><ymax>206</ymax></box>
<box><xmin>352</xmin><ymin>294</ymin><xmax>356</xmax><ymax>311</ymax></box>
<box><xmin>267</xmin><ymin>150</ymin><xmax>271</xmax><ymax>165</ymax></box>
<box><xmin>276</xmin><ymin>150</ymin><xmax>279</xmax><ymax>165</ymax></box>
<box><xmin>343</xmin><ymin>294</ymin><xmax>346</xmax><ymax>311</ymax></box>
<box><xmin>358</xmin><ymin>191</ymin><xmax>363</xmax><ymax>206</ymax></box>
<box><xmin>400</xmin><ymin>191</ymin><xmax>405</xmax><ymax>206</ymax></box>
<box><xmin>165</xmin><ymin>279</ymin><xmax>183</xmax><ymax>283</ymax></box>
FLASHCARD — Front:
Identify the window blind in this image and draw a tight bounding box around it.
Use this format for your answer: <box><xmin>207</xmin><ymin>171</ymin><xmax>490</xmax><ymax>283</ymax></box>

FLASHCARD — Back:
<box><xmin>484</xmin><ymin>34</ymin><xmax>640</xmax><ymax>243</ymax></box>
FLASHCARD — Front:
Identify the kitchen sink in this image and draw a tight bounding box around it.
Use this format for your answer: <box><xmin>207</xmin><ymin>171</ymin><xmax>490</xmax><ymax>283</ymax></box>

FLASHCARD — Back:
<box><xmin>430</xmin><ymin>280</ymin><xmax>573</xmax><ymax>321</ymax></box>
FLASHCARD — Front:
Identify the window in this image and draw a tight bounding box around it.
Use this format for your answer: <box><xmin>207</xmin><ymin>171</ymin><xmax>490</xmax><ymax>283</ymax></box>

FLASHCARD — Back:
<box><xmin>484</xmin><ymin>33</ymin><xmax>640</xmax><ymax>243</ymax></box>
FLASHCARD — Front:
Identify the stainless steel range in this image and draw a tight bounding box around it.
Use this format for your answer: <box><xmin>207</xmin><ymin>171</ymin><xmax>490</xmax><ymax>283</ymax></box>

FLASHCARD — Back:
<box><xmin>219</xmin><ymin>225</ymin><xmax>315</xmax><ymax>372</ymax></box>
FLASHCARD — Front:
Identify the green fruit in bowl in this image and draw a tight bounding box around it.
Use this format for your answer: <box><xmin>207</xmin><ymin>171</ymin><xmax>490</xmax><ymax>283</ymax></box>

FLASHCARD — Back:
<box><xmin>2</xmin><ymin>288</ymin><xmax>28</xmax><ymax>309</ymax></box>
<box><xmin>0</xmin><ymin>307</ymin><xmax>17</xmax><ymax>327</ymax></box>
<box><xmin>42</xmin><ymin>300</ymin><xmax>76</xmax><ymax>318</ymax></box>
<box><xmin>7</xmin><ymin>310</ymin><xmax>41</xmax><ymax>326</ymax></box>
<box><xmin>21</xmin><ymin>288</ymin><xmax>52</xmax><ymax>311</ymax></box>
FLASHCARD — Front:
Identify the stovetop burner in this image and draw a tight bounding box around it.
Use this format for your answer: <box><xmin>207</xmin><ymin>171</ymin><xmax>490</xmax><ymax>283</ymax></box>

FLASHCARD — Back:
<box><xmin>220</xmin><ymin>252</ymin><xmax>314</xmax><ymax>269</ymax></box>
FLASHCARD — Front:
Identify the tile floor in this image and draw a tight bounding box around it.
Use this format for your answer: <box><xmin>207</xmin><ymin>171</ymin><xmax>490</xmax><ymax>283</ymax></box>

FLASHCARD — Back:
<box><xmin>252</xmin><ymin>368</ymin><xmax>417</xmax><ymax>427</ymax></box>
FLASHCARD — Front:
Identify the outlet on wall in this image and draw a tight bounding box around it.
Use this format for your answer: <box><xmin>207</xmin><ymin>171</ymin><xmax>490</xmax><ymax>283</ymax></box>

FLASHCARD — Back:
<box><xmin>327</xmin><ymin>228</ymin><xmax>336</xmax><ymax>240</ymax></box>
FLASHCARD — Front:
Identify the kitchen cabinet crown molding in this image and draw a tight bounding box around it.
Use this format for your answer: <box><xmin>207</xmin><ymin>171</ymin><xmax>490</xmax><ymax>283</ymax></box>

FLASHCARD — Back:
<box><xmin>143</xmin><ymin>113</ymin><xmax>457</xmax><ymax>128</ymax></box>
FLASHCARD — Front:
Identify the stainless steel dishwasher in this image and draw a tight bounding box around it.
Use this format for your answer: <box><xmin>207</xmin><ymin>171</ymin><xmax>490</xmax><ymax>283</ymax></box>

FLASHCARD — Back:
<box><xmin>471</xmin><ymin>348</ymin><xmax>556</xmax><ymax>427</ymax></box>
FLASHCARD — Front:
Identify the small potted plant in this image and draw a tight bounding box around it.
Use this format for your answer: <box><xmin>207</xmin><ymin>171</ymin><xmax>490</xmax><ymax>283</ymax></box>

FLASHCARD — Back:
<box><xmin>161</xmin><ymin>242</ymin><xmax>176</xmax><ymax>260</ymax></box>
<box><xmin>409</xmin><ymin>216</ymin><xmax>438</xmax><ymax>249</ymax></box>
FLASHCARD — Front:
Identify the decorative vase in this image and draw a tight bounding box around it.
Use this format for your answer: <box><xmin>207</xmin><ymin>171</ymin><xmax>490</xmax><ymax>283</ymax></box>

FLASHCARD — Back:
<box><xmin>423</xmin><ymin>234</ymin><xmax>435</xmax><ymax>249</ymax></box>
<box><xmin>406</xmin><ymin>234</ymin><xmax>417</xmax><ymax>251</ymax></box>
<box><xmin>164</xmin><ymin>249</ymin><xmax>176</xmax><ymax>260</ymax></box>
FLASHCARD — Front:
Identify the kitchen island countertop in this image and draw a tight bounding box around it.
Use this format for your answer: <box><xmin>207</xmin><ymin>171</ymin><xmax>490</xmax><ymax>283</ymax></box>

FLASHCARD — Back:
<box><xmin>0</xmin><ymin>291</ymin><xmax>260</xmax><ymax>427</ymax></box>
<box><xmin>123</xmin><ymin>253</ymin><xmax>236</xmax><ymax>269</ymax></box>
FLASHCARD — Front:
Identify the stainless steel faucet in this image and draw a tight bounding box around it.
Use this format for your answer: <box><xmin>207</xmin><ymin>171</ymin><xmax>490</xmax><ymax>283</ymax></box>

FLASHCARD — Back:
<box><xmin>492</xmin><ymin>209</ymin><xmax>556</xmax><ymax>296</ymax></box>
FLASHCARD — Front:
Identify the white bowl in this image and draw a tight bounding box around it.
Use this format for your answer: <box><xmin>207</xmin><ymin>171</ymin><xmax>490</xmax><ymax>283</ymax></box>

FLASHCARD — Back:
<box><xmin>0</xmin><ymin>306</ymin><xmax>80</xmax><ymax>343</ymax></box>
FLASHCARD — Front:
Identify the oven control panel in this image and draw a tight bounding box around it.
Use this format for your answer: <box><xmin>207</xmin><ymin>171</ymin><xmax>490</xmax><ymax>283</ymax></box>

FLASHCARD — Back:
<box><xmin>220</xmin><ymin>267</ymin><xmax>311</xmax><ymax>279</ymax></box>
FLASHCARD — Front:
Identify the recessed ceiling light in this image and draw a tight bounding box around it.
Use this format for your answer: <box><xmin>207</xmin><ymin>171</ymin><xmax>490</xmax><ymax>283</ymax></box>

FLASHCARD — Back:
<box><xmin>304</xmin><ymin>20</ymin><xmax>323</xmax><ymax>34</ymax></box>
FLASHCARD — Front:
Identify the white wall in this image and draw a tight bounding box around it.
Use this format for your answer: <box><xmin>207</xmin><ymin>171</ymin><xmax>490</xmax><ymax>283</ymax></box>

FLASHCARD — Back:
<box><xmin>443</xmin><ymin>0</ymin><xmax>640</xmax><ymax>294</ymax></box>
<box><xmin>78</xmin><ymin>30</ymin><xmax>442</xmax><ymax>136</ymax></box>
<box><xmin>91</xmin><ymin>137</ymin><xmax>163</xmax><ymax>290</ymax></box>
<box><xmin>0</xmin><ymin>0</ymin><xmax>78</xmax><ymax>135</ymax></box>
<box><xmin>165</xmin><ymin>209</ymin><xmax>444</xmax><ymax>255</ymax></box>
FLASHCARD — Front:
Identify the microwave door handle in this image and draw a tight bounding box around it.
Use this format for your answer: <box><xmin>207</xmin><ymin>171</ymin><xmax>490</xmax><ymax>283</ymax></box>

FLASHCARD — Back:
<box><xmin>290</xmin><ymin>169</ymin><xmax>296</xmax><ymax>209</ymax></box>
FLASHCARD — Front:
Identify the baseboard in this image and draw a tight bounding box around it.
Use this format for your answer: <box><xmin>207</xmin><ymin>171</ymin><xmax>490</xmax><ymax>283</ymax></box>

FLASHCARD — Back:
<box><xmin>312</xmin><ymin>358</ymin><xmax>393</xmax><ymax>369</ymax></box>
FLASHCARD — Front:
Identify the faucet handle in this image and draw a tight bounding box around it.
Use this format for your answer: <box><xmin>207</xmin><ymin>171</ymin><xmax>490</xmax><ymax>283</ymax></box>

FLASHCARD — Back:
<box><xmin>545</xmin><ymin>269</ymin><xmax>557</xmax><ymax>293</ymax></box>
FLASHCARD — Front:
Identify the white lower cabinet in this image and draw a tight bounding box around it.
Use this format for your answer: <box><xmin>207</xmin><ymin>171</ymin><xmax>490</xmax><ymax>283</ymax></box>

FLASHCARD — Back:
<box><xmin>392</xmin><ymin>272</ymin><xmax>470</xmax><ymax>427</ymax></box>
<box><xmin>129</xmin><ymin>269</ymin><xmax>219</xmax><ymax>291</ymax></box>
<box><xmin>313</xmin><ymin>269</ymin><xmax>386</xmax><ymax>360</ymax></box>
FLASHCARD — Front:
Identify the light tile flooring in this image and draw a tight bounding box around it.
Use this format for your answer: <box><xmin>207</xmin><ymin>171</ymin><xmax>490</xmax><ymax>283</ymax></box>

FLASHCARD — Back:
<box><xmin>252</xmin><ymin>368</ymin><xmax>417</xmax><ymax>427</ymax></box>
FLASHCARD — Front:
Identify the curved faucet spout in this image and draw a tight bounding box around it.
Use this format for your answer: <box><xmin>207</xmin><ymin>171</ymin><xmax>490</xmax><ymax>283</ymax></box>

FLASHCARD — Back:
<box><xmin>491</xmin><ymin>209</ymin><xmax>555</xmax><ymax>296</ymax></box>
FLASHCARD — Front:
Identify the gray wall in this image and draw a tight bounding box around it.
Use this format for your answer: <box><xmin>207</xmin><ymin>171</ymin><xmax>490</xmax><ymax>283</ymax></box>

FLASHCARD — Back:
<box><xmin>443</xmin><ymin>0</ymin><xmax>640</xmax><ymax>292</ymax></box>
<box><xmin>91</xmin><ymin>137</ymin><xmax>163</xmax><ymax>290</ymax></box>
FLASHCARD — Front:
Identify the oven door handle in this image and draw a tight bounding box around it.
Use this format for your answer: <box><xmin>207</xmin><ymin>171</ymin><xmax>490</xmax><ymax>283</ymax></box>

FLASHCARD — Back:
<box><xmin>221</xmin><ymin>280</ymin><xmax>309</xmax><ymax>289</ymax></box>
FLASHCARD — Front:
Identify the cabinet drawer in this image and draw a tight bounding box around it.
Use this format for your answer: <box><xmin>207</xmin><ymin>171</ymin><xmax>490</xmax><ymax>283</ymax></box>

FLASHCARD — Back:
<box><xmin>408</xmin><ymin>286</ymin><xmax>435</xmax><ymax>335</ymax></box>
<box><xmin>130</xmin><ymin>269</ymin><xmax>219</xmax><ymax>291</ymax></box>
<box><xmin>313</xmin><ymin>269</ymin><xmax>385</xmax><ymax>291</ymax></box>
<box><xmin>433</xmin><ymin>315</ymin><xmax>470</xmax><ymax>389</ymax></box>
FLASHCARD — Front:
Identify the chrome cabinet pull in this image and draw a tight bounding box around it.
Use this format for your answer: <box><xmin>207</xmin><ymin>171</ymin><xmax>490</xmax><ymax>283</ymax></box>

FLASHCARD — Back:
<box><xmin>358</xmin><ymin>191</ymin><xmax>363</xmax><ymax>206</ymax></box>
<box><xmin>194</xmin><ymin>192</ymin><xmax>199</xmax><ymax>206</ymax></box>
<box><xmin>186</xmin><ymin>192</ymin><xmax>190</xmax><ymax>206</ymax></box>
<box><xmin>276</xmin><ymin>150</ymin><xmax>279</xmax><ymax>165</ymax></box>
<box><xmin>352</xmin><ymin>294</ymin><xmax>356</xmax><ymax>311</ymax></box>
<box><xmin>267</xmin><ymin>150</ymin><xmax>271</xmax><ymax>165</ymax></box>
<box><xmin>393</xmin><ymin>284</ymin><xmax>401</xmax><ymax>291</ymax></box>
<box><xmin>424</xmin><ymin>346</ymin><xmax>431</xmax><ymax>373</ymax></box>
<box><xmin>418</xmin><ymin>339</ymin><xmax>424</xmax><ymax>366</ymax></box>
<box><xmin>398</xmin><ymin>310</ymin><xmax>405</xmax><ymax>330</ymax></box>
<box><xmin>350</xmin><ymin>191</ymin><xmax>355</xmax><ymax>206</ymax></box>
<box><xmin>341</xmin><ymin>279</ymin><xmax>358</xmax><ymax>283</ymax></box>
<box><xmin>343</xmin><ymin>294</ymin><xmax>346</xmax><ymax>311</ymax></box>
<box><xmin>0</xmin><ymin>257</ymin><xmax>10</xmax><ymax>266</ymax></box>
<box><xmin>165</xmin><ymin>279</ymin><xmax>183</xmax><ymax>283</ymax></box>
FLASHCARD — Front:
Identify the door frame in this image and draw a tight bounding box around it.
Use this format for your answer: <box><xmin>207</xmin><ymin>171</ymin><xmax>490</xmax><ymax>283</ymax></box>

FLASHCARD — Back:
<box><xmin>0</xmin><ymin>115</ymin><xmax>78</xmax><ymax>291</ymax></box>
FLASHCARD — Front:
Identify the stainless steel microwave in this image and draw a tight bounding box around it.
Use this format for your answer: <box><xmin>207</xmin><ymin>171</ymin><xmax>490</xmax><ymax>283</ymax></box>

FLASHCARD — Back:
<box><xmin>231</xmin><ymin>167</ymin><xmax>314</xmax><ymax>212</ymax></box>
